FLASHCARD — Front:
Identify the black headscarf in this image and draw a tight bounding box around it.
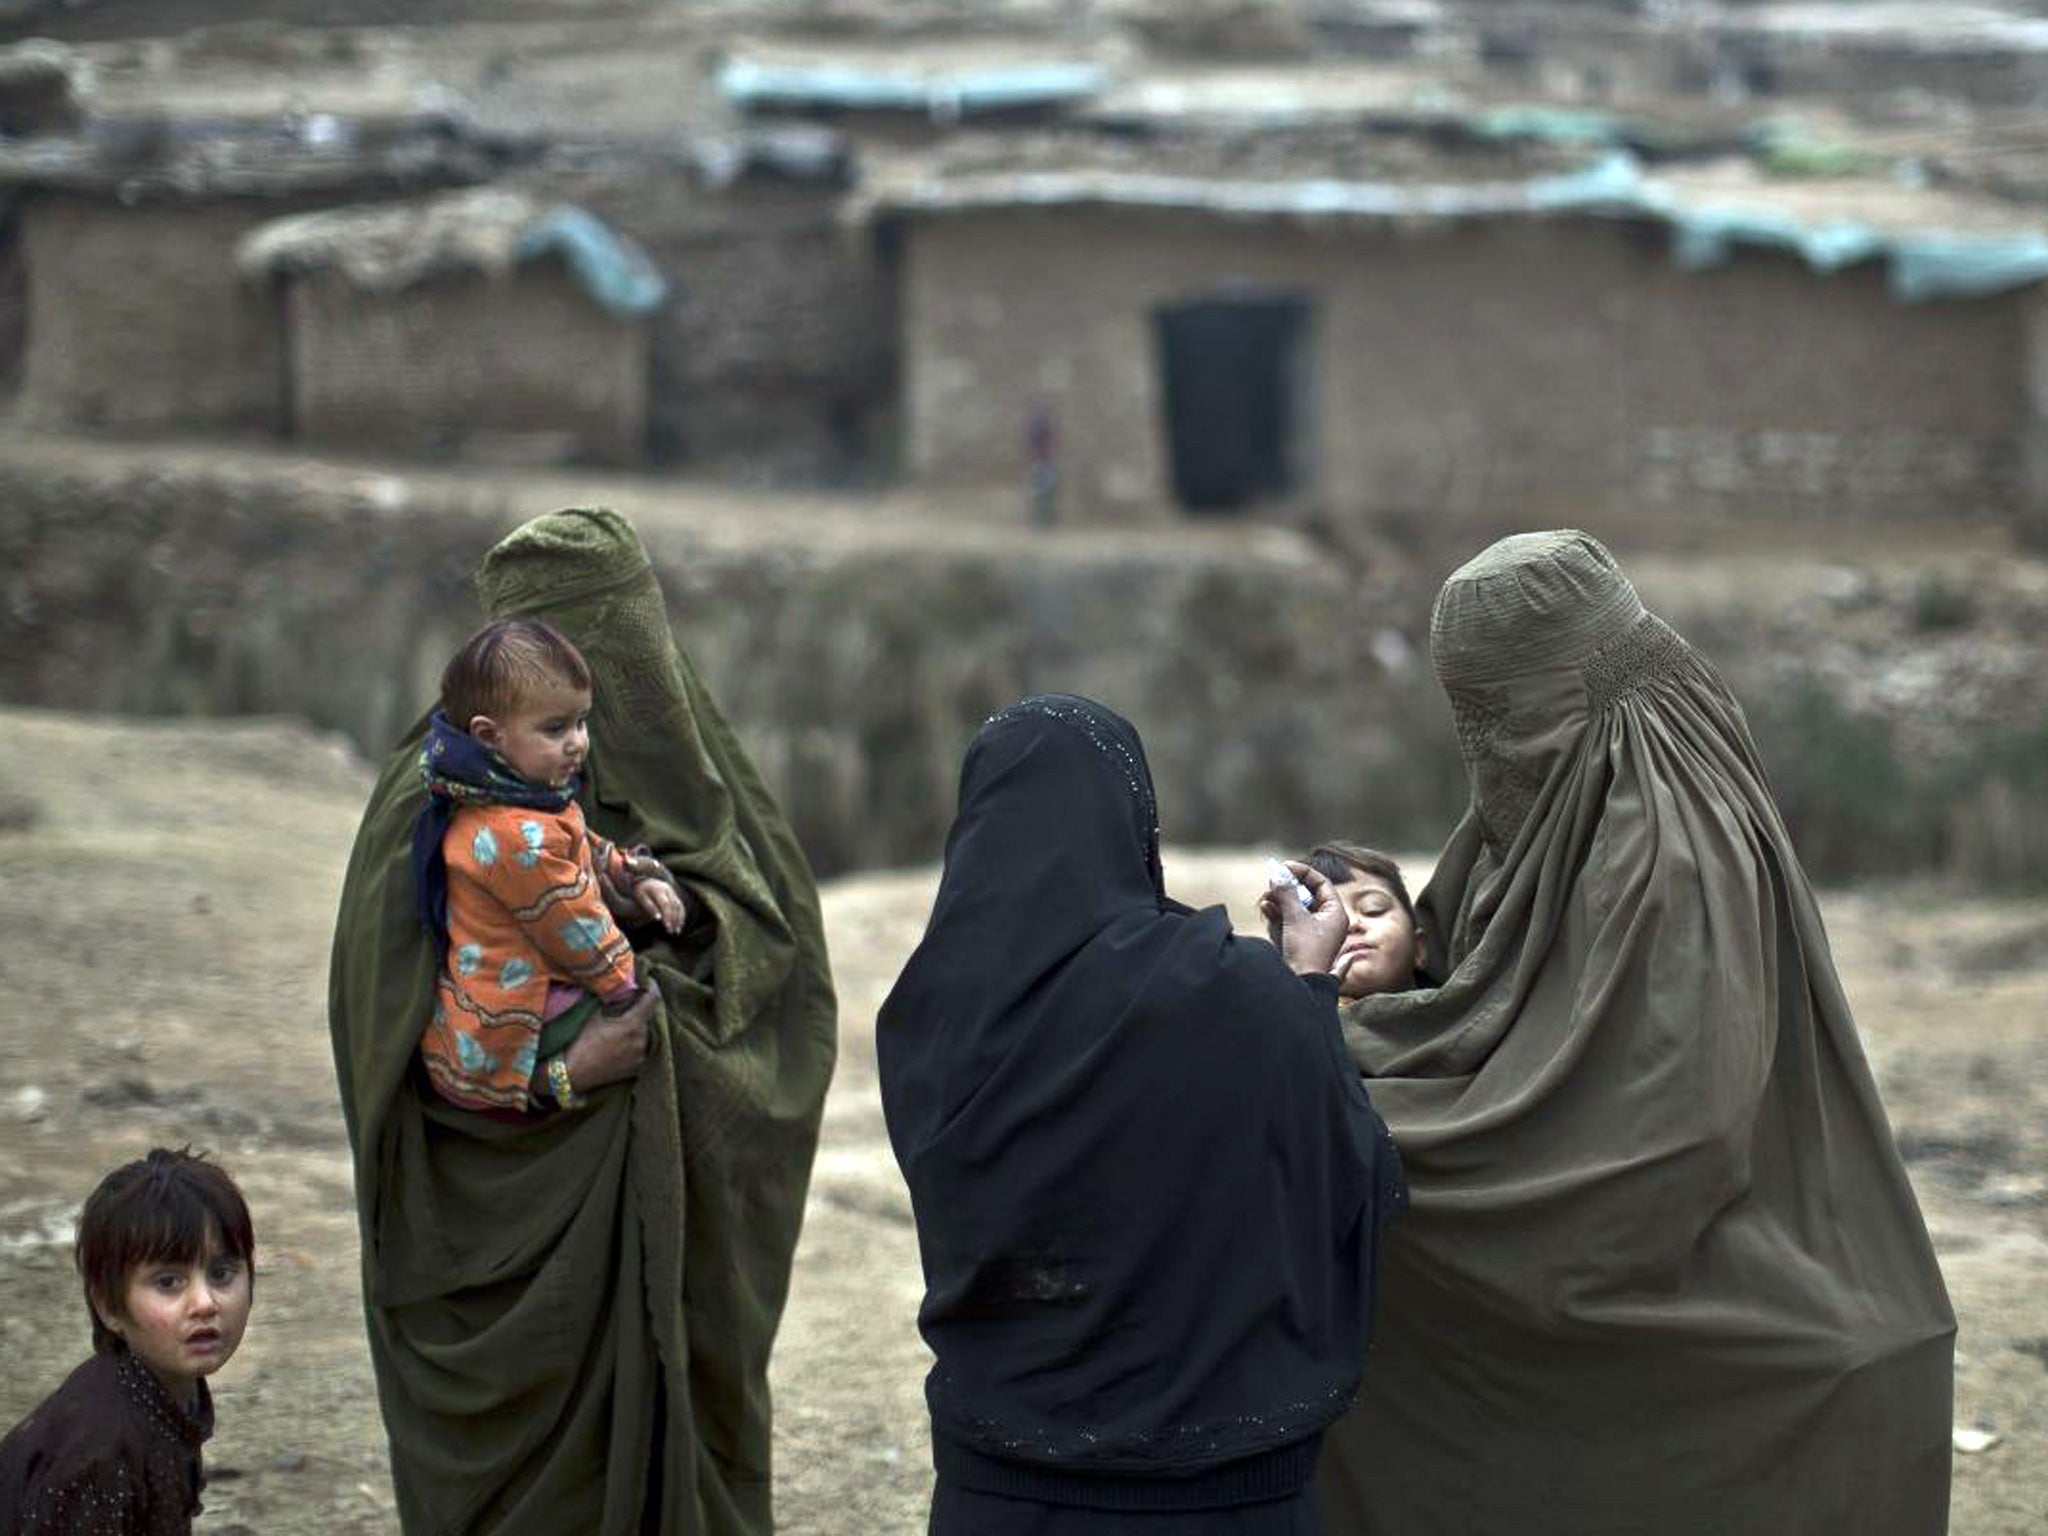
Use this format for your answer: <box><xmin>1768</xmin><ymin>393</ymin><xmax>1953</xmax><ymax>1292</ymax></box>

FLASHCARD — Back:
<box><xmin>879</xmin><ymin>694</ymin><xmax>1404</xmax><ymax>1492</ymax></box>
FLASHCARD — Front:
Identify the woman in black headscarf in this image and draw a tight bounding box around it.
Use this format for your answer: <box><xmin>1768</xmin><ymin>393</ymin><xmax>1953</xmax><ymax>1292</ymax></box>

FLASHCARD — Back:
<box><xmin>879</xmin><ymin>694</ymin><xmax>1405</xmax><ymax>1534</ymax></box>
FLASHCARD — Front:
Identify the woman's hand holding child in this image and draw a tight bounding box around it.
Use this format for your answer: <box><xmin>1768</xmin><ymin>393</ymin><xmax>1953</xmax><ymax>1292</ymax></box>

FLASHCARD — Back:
<box><xmin>562</xmin><ymin>977</ymin><xmax>660</xmax><ymax>1091</ymax></box>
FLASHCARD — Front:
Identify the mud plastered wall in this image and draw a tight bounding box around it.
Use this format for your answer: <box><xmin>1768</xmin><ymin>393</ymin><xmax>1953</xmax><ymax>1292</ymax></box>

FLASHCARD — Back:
<box><xmin>0</xmin><ymin>450</ymin><xmax>1452</xmax><ymax>874</ymax></box>
<box><xmin>18</xmin><ymin>194</ymin><xmax>289</xmax><ymax>435</ymax></box>
<box><xmin>899</xmin><ymin>207</ymin><xmax>2024</xmax><ymax>527</ymax></box>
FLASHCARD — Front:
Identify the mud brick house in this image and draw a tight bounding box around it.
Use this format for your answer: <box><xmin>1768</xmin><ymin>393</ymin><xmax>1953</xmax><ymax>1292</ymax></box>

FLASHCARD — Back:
<box><xmin>691</xmin><ymin>53</ymin><xmax>1103</xmax><ymax>480</ymax></box>
<box><xmin>870</xmin><ymin>146</ymin><xmax>2048</xmax><ymax>530</ymax></box>
<box><xmin>0</xmin><ymin>101</ymin><xmax>521</xmax><ymax>436</ymax></box>
<box><xmin>238</xmin><ymin>188</ymin><xmax>664</xmax><ymax>465</ymax></box>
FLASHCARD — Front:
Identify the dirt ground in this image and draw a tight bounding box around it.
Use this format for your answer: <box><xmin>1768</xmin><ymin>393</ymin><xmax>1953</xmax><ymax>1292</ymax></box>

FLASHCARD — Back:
<box><xmin>0</xmin><ymin>705</ymin><xmax>2043</xmax><ymax>1534</ymax></box>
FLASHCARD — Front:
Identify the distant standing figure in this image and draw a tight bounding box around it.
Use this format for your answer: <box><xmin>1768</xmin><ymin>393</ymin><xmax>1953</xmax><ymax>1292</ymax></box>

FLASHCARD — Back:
<box><xmin>0</xmin><ymin>1148</ymin><xmax>255</xmax><ymax>1536</ymax></box>
<box><xmin>880</xmin><ymin>693</ymin><xmax>1405</xmax><ymax>1534</ymax></box>
<box><xmin>1027</xmin><ymin>402</ymin><xmax>1059</xmax><ymax>527</ymax></box>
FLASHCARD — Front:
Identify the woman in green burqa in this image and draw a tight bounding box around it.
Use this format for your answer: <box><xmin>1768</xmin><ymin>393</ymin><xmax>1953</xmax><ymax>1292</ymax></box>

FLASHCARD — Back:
<box><xmin>329</xmin><ymin>508</ymin><xmax>836</xmax><ymax>1535</ymax></box>
<box><xmin>1318</xmin><ymin>531</ymin><xmax>1953</xmax><ymax>1534</ymax></box>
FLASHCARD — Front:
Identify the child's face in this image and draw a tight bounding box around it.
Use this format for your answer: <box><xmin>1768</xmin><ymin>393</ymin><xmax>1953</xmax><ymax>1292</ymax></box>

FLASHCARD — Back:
<box><xmin>100</xmin><ymin>1242</ymin><xmax>251</xmax><ymax>1401</ymax></box>
<box><xmin>474</xmin><ymin>676</ymin><xmax>593</xmax><ymax>788</ymax></box>
<box><xmin>1329</xmin><ymin>873</ymin><xmax>1423</xmax><ymax>999</ymax></box>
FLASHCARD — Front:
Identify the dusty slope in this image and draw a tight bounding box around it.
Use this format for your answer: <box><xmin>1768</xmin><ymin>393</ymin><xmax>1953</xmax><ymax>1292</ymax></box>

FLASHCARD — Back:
<box><xmin>0</xmin><ymin>706</ymin><xmax>2041</xmax><ymax>1534</ymax></box>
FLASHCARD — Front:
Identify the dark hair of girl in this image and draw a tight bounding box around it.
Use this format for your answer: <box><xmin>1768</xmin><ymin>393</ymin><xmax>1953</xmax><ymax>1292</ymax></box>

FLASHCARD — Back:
<box><xmin>76</xmin><ymin>1147</ymin><xmax>254</xmax><ymax>1353</ymax></box>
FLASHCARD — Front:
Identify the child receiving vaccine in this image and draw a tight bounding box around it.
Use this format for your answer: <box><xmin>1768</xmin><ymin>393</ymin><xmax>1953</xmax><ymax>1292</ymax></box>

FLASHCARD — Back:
<box><xmin>1263</xmin><ymin>841</ymin><xmax>1428</xmax><ymax>998</ymax></box>
<box><xmin>412</xmin><ymin>616</ymin><xmax>684</xmax><ymax>1113</ymax></box>
<box><xmin>0</xmin><ymin>1148</ymin><xmax>255</xmax><ymax>1534</ymax></box>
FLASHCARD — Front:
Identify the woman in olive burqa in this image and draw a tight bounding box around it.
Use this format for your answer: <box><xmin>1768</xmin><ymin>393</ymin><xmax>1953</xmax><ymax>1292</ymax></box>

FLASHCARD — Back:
<box><xmin>1318</xmin><ymin>531</ymin><xmax>1954</xmax><ymax>1535</ymax></box>
<box><xmin>328</xmin><ymin>508</ymin><xmax>836</xmax><ymax>1535</ymax></box>
<box><xmin>880</xmin><ymin>694</ymin><xmax>1406</xmax><ymax>1534</ymax></box>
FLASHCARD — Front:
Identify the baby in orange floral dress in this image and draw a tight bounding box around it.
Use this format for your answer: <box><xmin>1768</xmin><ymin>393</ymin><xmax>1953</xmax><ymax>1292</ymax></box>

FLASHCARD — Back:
<box><xmin>411</xmin><ymin>618</ymin><xmax>683</xmax><ymax>1113</ymax></box>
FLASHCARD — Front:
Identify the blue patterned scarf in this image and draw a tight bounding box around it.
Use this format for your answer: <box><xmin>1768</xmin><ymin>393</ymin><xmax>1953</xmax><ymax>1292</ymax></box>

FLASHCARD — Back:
<box><xmin>410</xmin><ymin>710</ymin><xmax>579</xmax><ymax>948</ymax></box>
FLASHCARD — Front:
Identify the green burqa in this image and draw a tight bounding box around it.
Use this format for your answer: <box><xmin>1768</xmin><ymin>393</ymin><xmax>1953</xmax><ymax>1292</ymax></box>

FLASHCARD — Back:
<box><xmin>328</xmin><ymin>509</ymin><xmax>837</xmax><ymax>1535</ymax></box>
<box><xmin>1319</xmin><ymin>532</ymin><xmax>1953</xmax><ymax>1535</ymax></box>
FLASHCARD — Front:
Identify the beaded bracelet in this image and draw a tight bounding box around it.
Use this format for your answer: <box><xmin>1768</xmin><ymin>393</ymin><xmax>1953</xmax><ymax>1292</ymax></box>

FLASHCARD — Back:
<box><xmin>545</xmin><ymin>1055</ymin><xmax>581</xmax><ymax>1111</ymax></box>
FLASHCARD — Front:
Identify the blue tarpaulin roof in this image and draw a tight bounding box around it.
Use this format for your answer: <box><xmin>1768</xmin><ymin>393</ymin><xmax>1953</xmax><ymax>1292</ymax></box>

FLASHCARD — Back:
<box><xmin>516</xmin><ymin>206</ymin><xmax>667</xmax><ymax>318</ymax></box>
<box><xmin>719</xmin><ymin>57</ymin><xmax>1107</xmax><ymax>120</ymax></box>
<box><xmin>879</xmin><ymin>151</ymin><xmax>2048</xmax><ymax>302</ymax></box>
<box><xmin>1575</xmin><ymin>153</ymin><xmax>2048</xmax><ymax>300</ymax></box>
<box><xmin>1466</xmin><ymin>105</ymin><xmax>1629</xmax><ymax>147</ymax></box>
<box><xmin>238</xmin><ymin>189</ymin><xmax>670</xmax><ymax>317</ymax></box>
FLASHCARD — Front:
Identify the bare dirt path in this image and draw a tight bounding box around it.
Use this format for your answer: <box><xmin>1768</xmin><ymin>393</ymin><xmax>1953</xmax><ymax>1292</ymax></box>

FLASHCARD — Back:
<box><xmin>0</xmin><ymin>706</ymin><xmax>2042</xmax><ymax>1533</ymax></box>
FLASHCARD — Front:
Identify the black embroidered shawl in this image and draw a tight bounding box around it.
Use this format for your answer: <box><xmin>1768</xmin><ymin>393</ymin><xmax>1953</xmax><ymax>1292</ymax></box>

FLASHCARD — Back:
<box><xmin>878</xmin><ymin>694</ymin><xmax>1404</xmax><ymax>1494</ymax></box>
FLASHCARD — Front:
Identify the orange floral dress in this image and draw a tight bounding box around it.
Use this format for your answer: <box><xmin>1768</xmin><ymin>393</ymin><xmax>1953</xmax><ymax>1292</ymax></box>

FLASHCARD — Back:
<box><xmin>420</xmin><ymin>800</ymin><xmax>639</xmax><ymax>1111</ymax></box>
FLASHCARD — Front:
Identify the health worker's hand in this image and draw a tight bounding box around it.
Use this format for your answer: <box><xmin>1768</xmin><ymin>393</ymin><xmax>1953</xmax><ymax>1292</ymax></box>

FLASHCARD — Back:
<box><xmin>1266</xmin><ymin>860</ymin><xmax>1349</xmax><ymax>978</ymax></box>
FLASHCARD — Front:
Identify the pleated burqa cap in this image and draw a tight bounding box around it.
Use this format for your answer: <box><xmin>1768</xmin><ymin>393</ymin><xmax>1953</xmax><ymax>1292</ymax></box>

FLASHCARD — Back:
<box><xmin>479</xmin><ymin>503</ymin><xmax>653</xmax><ymax>610</ymax></box>
<box><xmin>1317</xmin><ymin>530</ymin><xmax>1956</xmax><ymax>1536</ymax></box>
<box><xmin>1431</xmin><ymin>530</ymin><xmax>1645</xmax><ymax>686</ymax></box>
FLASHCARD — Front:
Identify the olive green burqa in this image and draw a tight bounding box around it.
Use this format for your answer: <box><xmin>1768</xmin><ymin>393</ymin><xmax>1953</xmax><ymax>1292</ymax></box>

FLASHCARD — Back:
<box><xmin>1319</xmin><ymin>532</ymin><xmax>1953</xmax><ymax>1535</ymax></box>
<box><xmin>328</xmin><ymin>509</ymin><xmax>837</xmax><ymax>1535</ymax></box>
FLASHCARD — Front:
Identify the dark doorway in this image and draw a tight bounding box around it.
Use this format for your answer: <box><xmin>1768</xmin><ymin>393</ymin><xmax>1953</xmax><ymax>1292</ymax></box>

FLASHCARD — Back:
<box><xmin>1154</xmin><ymin>294</ymin><xmax>1314</xmax><ymax>513</ymax></box>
